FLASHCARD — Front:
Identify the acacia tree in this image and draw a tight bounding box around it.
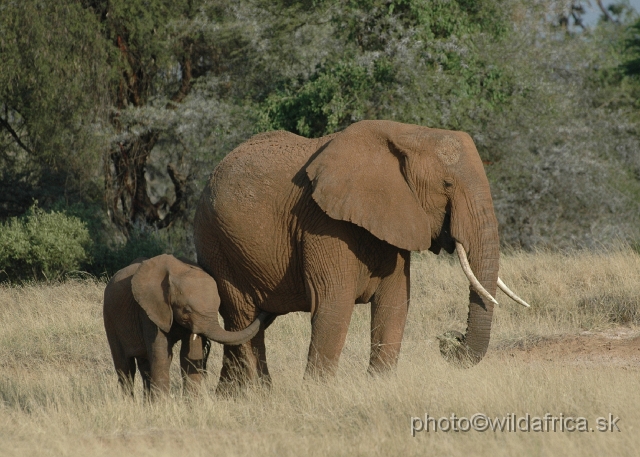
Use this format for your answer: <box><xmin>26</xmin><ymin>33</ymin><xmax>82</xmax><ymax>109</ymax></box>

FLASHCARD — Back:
<box><xmin>2</xmin><ymin>0</ymin><xmax>640</xmax><ymax>252</ymax></box>
<box><xmin>0</xmin><ymin>1</ymin><xmax>109</xmax><ymax>218</ymax></box>
<box><xmin>93</xmin><ymin>0</ymin><xmax>198</xmax><ymax>235</ymax></box>
<box><xmin>258</xmin><ymin>0</ymin><xmax>514</xmax><ymax>136</ymax></box>
<box><xmin>94</xmin><ymin>0</ymin><xmax>273</xmax><ymax>236</ymax></box>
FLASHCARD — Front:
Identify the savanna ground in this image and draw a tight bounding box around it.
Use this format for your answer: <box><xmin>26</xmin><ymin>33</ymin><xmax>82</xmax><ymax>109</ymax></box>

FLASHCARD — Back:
<box><xmin>1</xmin><ymin>250</ymin><xmax>639</xmax><ymax>456</ymax></box>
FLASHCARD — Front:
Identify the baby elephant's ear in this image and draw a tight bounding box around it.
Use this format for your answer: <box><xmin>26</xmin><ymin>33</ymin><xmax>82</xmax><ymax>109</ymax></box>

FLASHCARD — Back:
<box><xmin>131</xmin><ymin>255</ymin><xmax>174</xmax><ymax>333</ymax></box>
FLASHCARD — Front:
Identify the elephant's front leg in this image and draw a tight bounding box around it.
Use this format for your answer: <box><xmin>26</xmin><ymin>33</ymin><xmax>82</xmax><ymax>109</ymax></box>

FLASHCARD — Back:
<box><xmin>305</xmin><ymin>293</ymin><xmax>355</xmax><ymax>379</ymax></box>
<box><xmin>180</xmin><ymin>334</ymin><xmax>206</xmax><ymax>393</ymax></box>
<box><xmin>303</xmin><ymin>239</ymin><xmax>358</xmax><ymax>379</ymax></box>
<box><xmin>368</xmin><ymin>250</ymin><xmax>411</xmax><ymax>374</ymax></box>
<box><xmin>143</xmin><ymin>319</ymin><xmax>174</xmax><ymax>397</ymax></box>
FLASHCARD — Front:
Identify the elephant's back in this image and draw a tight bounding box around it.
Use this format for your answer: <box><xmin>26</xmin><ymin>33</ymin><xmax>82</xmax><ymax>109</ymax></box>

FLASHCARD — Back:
<box><xmin>210</xmin><ymin>131</ymin><xmax>314</xmax><ymax>202</ymax></box>
<box><xmin>103</xmin><ymin>262</ymin><xmax>147</xmax><ymax>358</ymax></box>
<box><xmin>203</xmin><ymin>131</ymin><xmax>320</xmax><ymax>230</ymax></box>
<box><xmin>194</xmin><ymin>130</ymin><xmax>330</xmax><ymax>307</ymax></box>
<box><xmin>103</xmin><ymin>262</ymin><xmax>143</xmax><ymax>311</ymax></box>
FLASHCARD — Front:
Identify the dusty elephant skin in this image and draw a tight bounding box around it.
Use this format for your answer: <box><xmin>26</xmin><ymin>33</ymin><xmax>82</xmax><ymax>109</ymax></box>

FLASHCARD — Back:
<box><xmin>102</xmin><ymin>254</ymin><xmax>269</xmax><ymax>397</ymax></box>
<box><xmin>194</xmin><ymin>120</ymin><xmax>507</xmax><ymax>390</ymax></box>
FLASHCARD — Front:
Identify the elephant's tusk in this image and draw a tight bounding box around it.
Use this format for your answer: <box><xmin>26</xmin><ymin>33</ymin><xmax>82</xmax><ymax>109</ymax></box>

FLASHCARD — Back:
<box><xmin>192</xmin><ymin>334</ymin><xmax>197</xmax><ymax>341</ymax></box>
<box><xmin>455</xmin><ymin>242</ymin><xmax>499</xmax><ymax>306</ymax></box>
<box><xmin>497</xmin><ymin>277</ymin><xmax>530</xmax><ymax>308</ymax></box>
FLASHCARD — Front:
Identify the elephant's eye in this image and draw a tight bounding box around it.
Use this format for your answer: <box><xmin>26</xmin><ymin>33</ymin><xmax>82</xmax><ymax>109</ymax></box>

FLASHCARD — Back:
<box><xmin>183</xmin><ymin>306</ymin><xmax>192</xmax><ymax>315</ymax></box>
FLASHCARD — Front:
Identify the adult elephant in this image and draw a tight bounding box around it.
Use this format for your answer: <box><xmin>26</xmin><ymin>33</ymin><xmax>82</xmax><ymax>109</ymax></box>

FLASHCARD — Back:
<box><xmin>194</xmin><ymin>120</ymin><xmax>528</xmax><ymax>388</ymax></box>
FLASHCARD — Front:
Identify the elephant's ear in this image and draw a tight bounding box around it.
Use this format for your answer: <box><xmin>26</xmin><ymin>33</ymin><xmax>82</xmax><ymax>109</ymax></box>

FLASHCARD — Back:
<box><xmin>306</xmin><ymin>121</ymin><xmax>432</xmax><ymax>251</ymax></box>
<box><xmin>131</xmin><ymin>255</ymin><xmax>175</xmax><ymax>333</ymax></box>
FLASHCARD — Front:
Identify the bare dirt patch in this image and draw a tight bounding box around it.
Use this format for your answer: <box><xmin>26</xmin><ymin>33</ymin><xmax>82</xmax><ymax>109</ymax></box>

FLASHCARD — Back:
<box><xmin>492</xmin><ymin>327</ymin><xmax>640</xmax><ymax>367</ymax></box>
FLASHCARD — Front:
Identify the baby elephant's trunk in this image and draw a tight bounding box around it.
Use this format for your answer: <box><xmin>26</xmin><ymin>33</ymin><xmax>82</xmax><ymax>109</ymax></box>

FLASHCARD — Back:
<box><xmin>202</xmin><ymin>311</ymin><xmax>272</xmax><ymax>345</ymax></box>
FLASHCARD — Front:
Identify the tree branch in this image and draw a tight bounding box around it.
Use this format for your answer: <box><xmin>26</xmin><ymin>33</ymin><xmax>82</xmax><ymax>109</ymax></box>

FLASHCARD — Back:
<box><xmin>596</xmin><ymin>0</ymin><xmax>618</xmax><ymax>23</ymax></box>
<box><xmin>0</xmin><ymin>115</ymin><xmax>34</xmax><ymax>155</ymax></box>
<box><xmin>168</xmin><ymin>40</ymin><xmax>193</xmax><ymax>107</ymax></box>
<box><xmin>155</xmin><ymin>163</ymin><xmax>188</xmax><ymax>229</ymax></box>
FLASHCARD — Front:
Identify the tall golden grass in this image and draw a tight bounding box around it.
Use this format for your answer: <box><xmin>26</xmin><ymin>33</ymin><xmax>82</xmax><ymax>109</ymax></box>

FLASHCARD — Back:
<box><xmin>1</xmin><ymin>249</ymin><xmax>639</xmax><ymax>456</ymax></box>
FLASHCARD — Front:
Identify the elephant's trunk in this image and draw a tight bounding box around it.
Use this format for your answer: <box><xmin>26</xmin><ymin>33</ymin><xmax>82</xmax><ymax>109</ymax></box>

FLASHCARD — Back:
<box><xmin>439</xmin><ymin>201</ymin><xmax>499</xmax><ymax>367</ymax></box>
<box><xmin>201</xmin><ymin>311</ymin><xmax>271</xmax><ymax>345</ymax></box>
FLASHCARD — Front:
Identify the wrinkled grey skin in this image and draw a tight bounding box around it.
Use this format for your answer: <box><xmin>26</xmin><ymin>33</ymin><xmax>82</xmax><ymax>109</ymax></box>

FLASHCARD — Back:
<box><xmin>194</xmin><ymin>120</ymin><xmax>499</xmax><ymax>391</ymax></box>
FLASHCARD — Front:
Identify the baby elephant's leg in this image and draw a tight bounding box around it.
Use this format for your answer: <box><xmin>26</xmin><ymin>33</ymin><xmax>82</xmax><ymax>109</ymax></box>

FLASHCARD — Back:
<box><xmin>180</xmin><ymin>334</ymin><xmax>207</xmax><ymax>393</ymax></box>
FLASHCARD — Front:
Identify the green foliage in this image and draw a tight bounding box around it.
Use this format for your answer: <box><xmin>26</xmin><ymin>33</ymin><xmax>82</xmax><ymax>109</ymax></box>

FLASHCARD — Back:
<box><xmin>0</xmin><ymin>198</ymin><xmax>173</xmax><ymax>282</ymax></box>
<box><xmin>258</xmin><ymin>58</ymin><xmax>393</xmax><ymax>136</ymax></box>
<box><xmin>622</xmin><ymin>18</ymin><xmax>640</xmax><ymax>83</ymax></box>
<box><xmin>256</xmin><ymin>0</ymin><xmax>515</xmax><ymax>137</ymax></box>
<box><xmin>0</xmin><ymin>1</ymin><xmax>110</xmax><ymax>216</ymax></box>
<box><xmin>96</xmin><ymin>0</ymin><xmax>202</xmax><ymax>105</ymax></box>
<box><xmin>3</xmin><ymin>0</ymin><xmax>640</xmax><ymax>258</ymax></box>
<box><xmin>50</xmin><ymin>201</ymin><xmax>174</xmax><ymax>277</ymax></box>
<box><xmin>341</xmin><ymin>0</ymin><xmax>508</xmax><ymax>45</ymax></box>
<box><xmin>87</xmin><ymin>230</ymin><xmax>167</xmax><ymax>278</ymax></box>
<box><xmin>0</xmin><ymin>204</ymin><xmax>91</xmax><ymax>282</ymax></box>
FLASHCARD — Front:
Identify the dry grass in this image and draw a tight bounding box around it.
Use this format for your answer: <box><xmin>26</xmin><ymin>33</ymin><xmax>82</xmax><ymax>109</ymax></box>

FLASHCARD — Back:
<box><xmin>1</xmin><ymin>250</ymin><xmax>639</xmax><ymax>456</ymax></box>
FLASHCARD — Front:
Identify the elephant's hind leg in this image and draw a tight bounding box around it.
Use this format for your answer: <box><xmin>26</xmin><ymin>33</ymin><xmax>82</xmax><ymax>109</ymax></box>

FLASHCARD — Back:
<box><xmin>115</xmin><ymin>357</ymin><xmax>137</xmax><ymax>396</ymax></box>
<box><xmin>136</xmin><ymin>357</ymin><xmax>152</xmax><ymax>397</ymax></box>
<box><xmin>217</xmin><ymin>327</ymin><xmax>270</xmax><ymax>395</ymax></box>
<box><xmin>107</xmin><ymin>337</ymin><xmax>136</xmax><ymax>395</ymax></box>
<box><xmin>368</xmin><ymin>251</ymin><xmax>410</xmax><ymax>374</ymax></box>
<box><xmin>215</xmin><ymin>268</ymin><xmax>271</xmax><ymax>394</ymax></box>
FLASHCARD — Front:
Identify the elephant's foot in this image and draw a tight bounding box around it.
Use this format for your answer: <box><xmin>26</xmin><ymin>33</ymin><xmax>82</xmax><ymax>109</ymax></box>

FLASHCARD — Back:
<box><xmin>215</xmin><ymin>374</ymin><xmax>272</xmax><ymax>397</ymax></box>
<box><xmin>215</xmin><ymin>378</ymin><xmax>244</xmax><ymax>397</ymax></box>
<box><xmin>437</xmin><ymin>330</ymin><xmax>482</xmax><ymax>368</ymax></box>
<box><xmin>303</xmin><ymin>352</ymin><xmax>341</xmax><ymax>381</ymax></box>
<box><xmin>117</xmin><ymin>376</ymin><xmax>136</xmax><ymax>398</ymax></box>
<box><xmin>215</xmin><ymin>352</ymin><xmax>272</xmax><ymax>397</ymax></box>
<box><xmin>367</xmin><ymin>341</ymin><xmax>402</xmax><ymax>375</ymax></box>
<box><xmin>366</xmin><ymin>359</ymin><xmax>398</xmax><ymax>377</ymax></box>
<box><xmin>180</xmin><ymin>354</ymin><xmax>207</xmax><ymax>395</ymax></box>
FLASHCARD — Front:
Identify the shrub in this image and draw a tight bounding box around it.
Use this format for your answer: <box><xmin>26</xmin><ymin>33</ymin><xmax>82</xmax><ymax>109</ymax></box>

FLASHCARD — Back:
<box><xmin>0</xmin><ymin>204</ymin><xmax>91</xmax><ymax>281</ymax></box>
<box><xmin>86</xmin><ymin>228</ymin><xmax>167</xmax><ymax>278</ymax></box>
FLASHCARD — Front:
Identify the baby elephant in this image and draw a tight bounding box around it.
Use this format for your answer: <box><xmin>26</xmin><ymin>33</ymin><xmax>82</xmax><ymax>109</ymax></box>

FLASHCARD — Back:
<box><xmin>103</xmin><ymin>254</ymin><xmax>269</xmax><ymax>396</ymax></box>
